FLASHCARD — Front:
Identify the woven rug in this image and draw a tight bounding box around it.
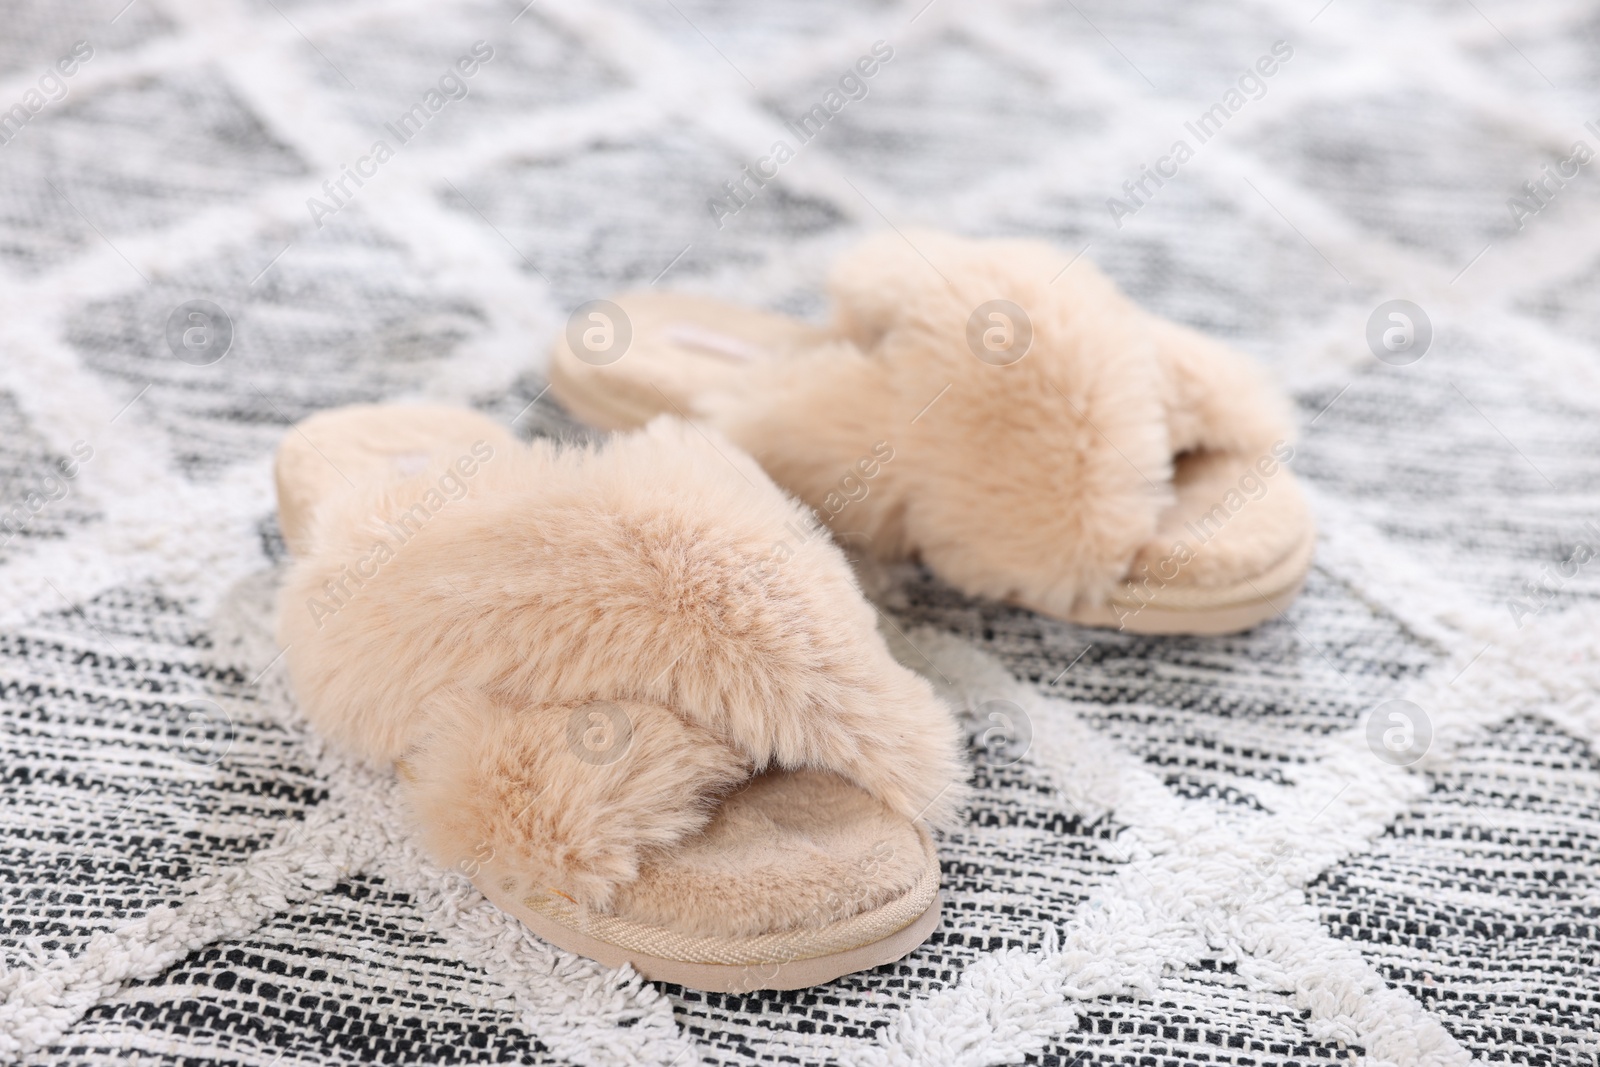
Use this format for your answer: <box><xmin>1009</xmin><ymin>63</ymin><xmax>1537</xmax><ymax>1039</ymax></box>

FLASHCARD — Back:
<box><xmin>3</xmin><ymin>0</ymin><xmax>1599</xmax><ymax>1064</ymax></box>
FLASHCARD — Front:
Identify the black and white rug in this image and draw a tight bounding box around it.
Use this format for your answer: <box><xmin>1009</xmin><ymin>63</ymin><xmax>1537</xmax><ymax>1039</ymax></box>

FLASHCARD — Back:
<box><xmin>3</xmin><ymin>0</ymin><xmax>1599</xmax><ymax>1064</ymax></box>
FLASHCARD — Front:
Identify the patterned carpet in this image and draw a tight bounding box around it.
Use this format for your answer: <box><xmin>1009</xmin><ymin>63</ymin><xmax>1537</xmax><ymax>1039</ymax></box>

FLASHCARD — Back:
<box><xmin>2</xmin><ymin>0</ymin><xmax>1599</xmax><ymax>1064</ymax></box>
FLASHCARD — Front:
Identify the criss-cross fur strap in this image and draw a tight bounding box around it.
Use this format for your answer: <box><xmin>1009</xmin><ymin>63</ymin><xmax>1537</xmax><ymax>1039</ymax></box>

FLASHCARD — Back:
<box><xmin>277</xmin><ymin>417</ymin><xmax>965</xmax><ymax>911</ymax></box>
<box><xmin>700</xmin><ymin>229</ymin><xmax>1293</xmax><ymax>617</ymax></box>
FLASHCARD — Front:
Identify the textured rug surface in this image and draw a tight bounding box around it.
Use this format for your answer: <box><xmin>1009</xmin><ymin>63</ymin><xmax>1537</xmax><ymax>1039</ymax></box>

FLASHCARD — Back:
<box><xmin>2</xmin><ymin>0</ymin><xmax>1599</xmax><ymax>1065</ymax></box>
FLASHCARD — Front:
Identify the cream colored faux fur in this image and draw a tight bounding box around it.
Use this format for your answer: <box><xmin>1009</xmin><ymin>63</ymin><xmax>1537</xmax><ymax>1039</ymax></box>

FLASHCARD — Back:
<box><xmin>698</xmin><ymin>230</ymin><xmax>1294</xmax><ymax>617</ymax></box>
<box><xmin>276</xmin><ymin>413</ymin><xmax>966</xmax><ymax>929</ymax></box>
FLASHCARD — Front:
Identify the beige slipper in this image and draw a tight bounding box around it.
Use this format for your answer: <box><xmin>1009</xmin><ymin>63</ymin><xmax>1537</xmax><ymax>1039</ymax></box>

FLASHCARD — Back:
<box><xmin>549</xmin><ymin>230</ymin><xmax>1315</xmax><ymax>635</ymax></box>
<box><xmin>273</xmin><ymin>404</ymin><xmax>965</xmax><ymax>991</ymax></box>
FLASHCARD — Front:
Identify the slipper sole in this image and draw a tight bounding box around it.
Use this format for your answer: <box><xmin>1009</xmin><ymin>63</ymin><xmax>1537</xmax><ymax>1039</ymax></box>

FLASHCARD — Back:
<box><xmin>477</xmin><ymin>848</ymin><xmax>943</xmax><ymax>991</ymax></box>
<box><xmin>493</xmin><ymin>891</ymin><xmax>943</xmax><ymax>992</ymax></box>
<box><xmin>1065</xmin><ymin>522</ymin><xmax>1317</xmax><ymax>635</ymax></box>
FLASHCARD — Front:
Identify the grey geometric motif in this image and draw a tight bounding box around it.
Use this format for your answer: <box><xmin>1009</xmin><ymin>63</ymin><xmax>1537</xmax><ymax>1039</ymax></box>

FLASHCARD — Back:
<box><xmin>0</xmin><ymin>68</ymin><xmax>306</xmax><ymax>273</ymax></box>
<box><xmin>67</xmin><ymin>221</ymin><xmax>489</xmax><ymax>478</ymax></box>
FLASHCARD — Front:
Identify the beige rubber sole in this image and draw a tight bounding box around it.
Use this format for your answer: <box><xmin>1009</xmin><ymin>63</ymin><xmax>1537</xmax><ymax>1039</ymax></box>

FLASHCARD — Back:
<box><xmin>1065</xmin><ymin>523</ymin><xmax>1318</xmax><ymax>635</ymax></box>
<box><xmin>479</xmin><ymin>878</ymin><xmax>944</xmax><ymax>991</ymax></box>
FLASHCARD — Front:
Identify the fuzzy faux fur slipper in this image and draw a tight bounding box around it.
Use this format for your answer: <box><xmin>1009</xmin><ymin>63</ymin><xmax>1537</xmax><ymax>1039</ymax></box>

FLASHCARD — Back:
<box><xmin>549</xmin><ymin>230</ymin><xmax>1315</xmax><ymax>634</ymax></box>
<box><xmin>273</xmin><ymin>404</ymin><xmax>966</xmax><ymax>991</ymax></box>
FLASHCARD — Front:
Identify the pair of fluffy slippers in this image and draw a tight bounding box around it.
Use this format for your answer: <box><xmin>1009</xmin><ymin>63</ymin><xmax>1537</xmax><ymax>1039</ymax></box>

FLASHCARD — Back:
<box><xmin>274</xmin><ymin>231</ymin><xmax>1312</xmax><ymax>991</ymax></box>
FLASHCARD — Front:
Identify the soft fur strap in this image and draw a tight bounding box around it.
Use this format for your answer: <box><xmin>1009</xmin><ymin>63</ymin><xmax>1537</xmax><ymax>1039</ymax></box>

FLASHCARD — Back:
<box><xmin>700</xmin><ymin>229</ymin><xmax>1292</xmax><ymax>618</ymax></box>
<box><xmin>277</xmin><ymin>418</ymin><xmax>965</xmax><ymax>911</ymax></box>
<box><xmin>402</xmin><ymin>688</ymin><xmax>753</xmax><ymax>913</ymax></box>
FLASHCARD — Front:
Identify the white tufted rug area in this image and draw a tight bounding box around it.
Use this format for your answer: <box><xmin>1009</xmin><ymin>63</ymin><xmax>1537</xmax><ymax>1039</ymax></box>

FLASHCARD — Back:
<box><xmin>2</xmin><ymin>0</ymin><xmax>1599</xmax><ymax>1065</ymax></box>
